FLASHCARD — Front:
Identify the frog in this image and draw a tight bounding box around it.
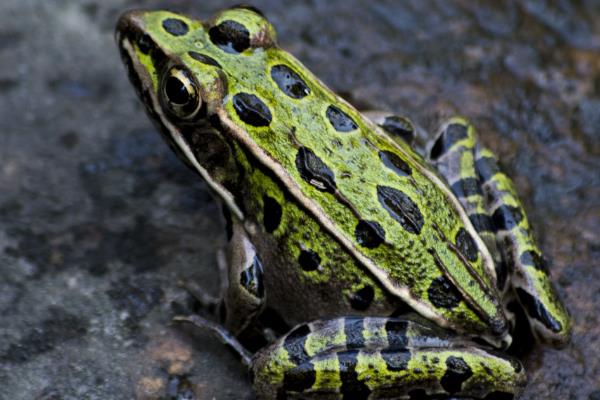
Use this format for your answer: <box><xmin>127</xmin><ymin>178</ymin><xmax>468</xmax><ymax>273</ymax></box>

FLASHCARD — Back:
<box><xmin>115</xmin><ymin>6</ymin><xmax>571</xmax><ymax>399</ymax></box>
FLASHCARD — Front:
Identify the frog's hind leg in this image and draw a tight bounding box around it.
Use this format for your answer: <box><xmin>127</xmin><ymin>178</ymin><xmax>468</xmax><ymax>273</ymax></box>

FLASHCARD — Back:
<box><xmin>429</xmin><ymin>117</ymin><xmax>507</xmax><ymax>293</ymax></box>
<box><xmin>251</xmin><ymin>316</ymin><xmax>526</xmax><ymax>399</ymax></box>
<box><xmin>430</xmin><ymin>117</ymin><xmax>571</xmax><ymax>347</ymax></box>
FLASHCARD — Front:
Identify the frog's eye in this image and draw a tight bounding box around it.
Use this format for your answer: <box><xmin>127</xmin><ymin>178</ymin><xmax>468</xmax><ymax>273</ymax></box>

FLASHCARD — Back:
<box><xmin>161</xmin><ymin>66</ymin><xmax>202</xmax><ymax>119</ymax></box>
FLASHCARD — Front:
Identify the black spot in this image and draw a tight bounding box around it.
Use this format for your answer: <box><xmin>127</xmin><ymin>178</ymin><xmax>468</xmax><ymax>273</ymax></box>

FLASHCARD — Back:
<box><xmin>349</xmin><ymin>285</ymin><xmax>374</xmax><ymax>311</ymax></box>
<box><xmin>343</xmin><ymin>317</ymin><xmax>365</xmax><ymax>349</ymax></box>
<box><xmin>354</xmin><ymin>220</ymin><xmax>385</xmax><ymax>248</ymax></box>
<box><xmin>222</xmin><ymin>205</ymin><xmax>233</xmax><ymax>240</ymax></box>
<box><xmin>476</xmin><ymin>155</ymin><xmax>502</xmax><ymax>182</ymax></box>
<box><xmin>381</xmin><ymin>349</ymin><xmax>411</xmax><ymax>371</ymax></box>
<box><xmin>483</xmin><ymin>392</ymin><xmax>515</xmax><ymax>400</ymax></box>
<box><xmin>379</xmin><ymin>150</ymin><xmax>412</xmax><ymax>177</ymax></box>
<box><xmin>381</xmin><ymin>115</ymin><xmax>415</xmax><ymax>143</ymax></box>
<box><xmin>271</xmin><ymin>65</ymin><xmax>310</xmax><ymax>99</ymax></box>
<box><xmin>232</xmin><ymin>93</ymin><xmax>272</xmax><ymax>127</ymax></box>
<box><xmin>450</xmin><ymin>177</ymin><xmax>482</xmax><ymax>198</ymax></box>
<box><xmin>263</xmin><ymin>195</ymin><xmax>282</xmax><ymax>233</ymax></box>
<box><xmin>162</xmin><ymin>18</ymin><xmax>189</xmax><ymax>36</ymax></box>
<box><xmin>282</xmin><ymin>362</ymin><xmax>316</xmax><ymax>393</ymax></box>
<box><xmin>137</xmin><ymin>33</ymin><xmax>153</xmax><ymax>54</ymax></box>
<box><xmin>376</xmin><ymin>185</ymin><xmax>424</xmax><ymax>235</ymax></box>
<box><xmin>469</xmin><ymin>213</ymin><xmax>494</xmax><ymax>233</ymax></box>
<box><xmin>384</xmin><ymin>319</ymin><xmax>408</xmax><ymax>349</ymax></box>
<box><xmin>430</xmin><ymin>123</ymin><xmax>469</xmax><ymax>160</ymax></box>
<box><xmin>491</xmin><ymin>205</ymin><xmax>523</xmax><ymax>231</ymax></box>
<box><xmin>208</xmin><ymin>20</ymin><xmax>250</xmax><ymax>53</ymax></box>
<box><xmin>295</xmin><ymin>147</ymin><xmax>337</xmax><ymax>193</ymax></box>
<box><xmin>188</xmin><ymin>51</ymin><xmax>222</xmax><ymax>68</ymax></box>
<box><xmin>455</xmin><ymin>227</ymin><xmax>479</xmax><ymax>262</ymax></box>
<box><xmin>326</xmin><ymin>105</ymin><xmax>358</xmax><ymax>132</ymax></box>
<box><xmin>516</xmin><ymin>288</ymin><xmax>563</xmax><ymax>333</ymax></box>
<box><xmin>298</xmin><ymin>249</ymin><xmax>320</xmax><ymax>271</ymax></box>
<box><xmin>283</xmin><ymin>324</ymin><xmax>311</xmax><ymax>365</ymax></box>
<box><xmin>338</xmin><ymin>350</ymin><xmax>371</xmax><ymax>399</ymax></box>
<box><xmin>240</xmin><ymin>256</ymin><xmax>264</xmax><ymax>298</ymax></box>
<box><xmin>440</xmin><ymin>356</ymin><xmax>473</xmax><ymax>393</ymax></box>
<box><xmin>520</xmin><ymin>250</ymin><xmax>549</xmax><ymax>274</ymax></box>
<box><xmin>495</xmin><ymin>259</ymin><xmax>508</xmax><ymax>291</ymax></box>
<box><xmin>428</xmin><ymin>276</ymin><xmax>462</xmax><ymax>309</ymax></box>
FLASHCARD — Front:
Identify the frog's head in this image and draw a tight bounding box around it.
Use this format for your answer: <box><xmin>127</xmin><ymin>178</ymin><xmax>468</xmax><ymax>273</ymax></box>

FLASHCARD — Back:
<box><xmin>115</xmin><ymin>6</ymin><xmax>278</xmax><ymax>218</ymax></box>
<box><xmin>115</xmin><ymin>6</ymin><xmax>277</xmax><ymax>123</ymax></box>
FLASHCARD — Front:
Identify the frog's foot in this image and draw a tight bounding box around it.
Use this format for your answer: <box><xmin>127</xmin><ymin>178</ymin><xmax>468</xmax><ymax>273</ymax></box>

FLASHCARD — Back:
<box><xmin>429</xmin><ymin>117</ymin><xmax>571</xmax><ymax>347</ymax></box>
<box><xmin>174</xmin><ymin>314</ymin><xmax>253</xmax><ymax>367</ymax></box>
<box><xmin>178</xmin><ymin>280</ymin><xmax>221</xmax><ymax>310</ymax></box>
<box><xmin>251</xmin><ymin>317</ymin><xmax>526</xmax><ymax>399</ymax></box>
<box><xmin>176</xmin><ymin>248</ymin><xmax>229</xmax><ymax>318</ymax></box>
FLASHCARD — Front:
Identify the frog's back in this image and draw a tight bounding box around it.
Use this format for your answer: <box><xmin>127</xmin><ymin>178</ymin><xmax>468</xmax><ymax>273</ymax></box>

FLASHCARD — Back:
<box><xmin>123</xmin><ymin>7</ymin><xmax>509</xmax><ymax>345</ymax></box>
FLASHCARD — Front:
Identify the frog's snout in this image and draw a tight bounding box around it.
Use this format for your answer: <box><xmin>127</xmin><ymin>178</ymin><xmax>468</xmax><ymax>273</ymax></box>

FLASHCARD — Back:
<box><xmin>116</xmin><ymin>10</ymin><xmax>145</xmax><ymax>38</ymax></box>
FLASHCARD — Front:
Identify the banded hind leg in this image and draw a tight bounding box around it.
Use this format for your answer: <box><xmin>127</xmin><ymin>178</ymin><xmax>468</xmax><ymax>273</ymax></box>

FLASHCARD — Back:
<box><xmin>429</xmin><ymin>117</ymin><xmax>571</xmax><ymax>346</ymax></box>
<box><xmin>251</xmin><ymin>316</ymin><xmax>526</xmax><ymax>399</ymax></box>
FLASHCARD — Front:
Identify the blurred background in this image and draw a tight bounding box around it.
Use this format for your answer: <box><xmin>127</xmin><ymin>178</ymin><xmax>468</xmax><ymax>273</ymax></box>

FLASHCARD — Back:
<box><xmin>0</xmin><ymin>0</ymin><xmax>598</xmax><ymax>399</ymax></box>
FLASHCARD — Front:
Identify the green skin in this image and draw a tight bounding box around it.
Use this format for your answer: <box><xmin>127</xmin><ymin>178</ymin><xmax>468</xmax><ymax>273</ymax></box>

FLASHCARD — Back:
<box><xmin>115</xmin><ymin>6</ymin><xmax>570</xmax><ymax>399</ymax></box>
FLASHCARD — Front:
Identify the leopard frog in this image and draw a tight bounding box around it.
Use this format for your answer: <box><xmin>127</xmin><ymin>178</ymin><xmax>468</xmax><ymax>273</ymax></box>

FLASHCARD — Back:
<box><xmin>116</xmin><ymin>6</ymin><xmax>570</xmax><ymax>399</ymax></box>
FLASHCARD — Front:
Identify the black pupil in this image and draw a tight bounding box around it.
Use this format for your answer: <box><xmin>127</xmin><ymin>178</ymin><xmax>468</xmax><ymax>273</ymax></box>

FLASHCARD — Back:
<box><xmin>165</xmin><ymin>76</ymin><xmax>190</xmax><ymax>105</ymax></box>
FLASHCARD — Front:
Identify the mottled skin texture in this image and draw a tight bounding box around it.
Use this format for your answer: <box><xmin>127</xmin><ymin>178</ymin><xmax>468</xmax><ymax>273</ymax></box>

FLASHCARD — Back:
<box><xmin>115</xmin><ymin>6</ymin><xmax>570</xmax><ymax>399</ymax></box>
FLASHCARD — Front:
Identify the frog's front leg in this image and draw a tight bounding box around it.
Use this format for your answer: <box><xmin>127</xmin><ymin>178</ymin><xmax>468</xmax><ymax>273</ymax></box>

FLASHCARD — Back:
<box><xmin>216</xmin><ymin>221</ymin><xmax>267</xmax><ymax>336</ymax></box>
<box><xmin>251</xmin><ymin>317</ymin><xmax>526</xmax><ymax>399</ymax></box>
<box><xmin>429</xmin><ymin>117</ymin><xmax>571</xmax><ymax>346</ymax></box>
<box><xmin>177</xmin><ymin>221</ymin><xmax>266</xmax><ymax>358</ymax></box>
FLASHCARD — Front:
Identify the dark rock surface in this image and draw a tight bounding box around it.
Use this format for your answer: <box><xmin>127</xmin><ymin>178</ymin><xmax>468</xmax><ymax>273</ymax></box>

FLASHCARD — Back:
<box><xmin>0</xmin><ymin>0</ymin><xmax>598</xmax><ymax>399</ymax></box>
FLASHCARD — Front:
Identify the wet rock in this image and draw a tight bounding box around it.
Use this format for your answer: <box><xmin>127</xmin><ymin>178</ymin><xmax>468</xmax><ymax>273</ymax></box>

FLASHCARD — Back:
<box><xmin>0</xmin><ymin>0</ymin><xmax>598</xmax><ymax>399</ymax></box>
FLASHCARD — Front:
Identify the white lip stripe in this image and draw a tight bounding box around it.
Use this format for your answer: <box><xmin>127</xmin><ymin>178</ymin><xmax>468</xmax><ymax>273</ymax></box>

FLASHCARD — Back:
<box><xmin>120</xmin><ymin>38</ymin><xmax>244</xmax><ymax>221</ymax></box>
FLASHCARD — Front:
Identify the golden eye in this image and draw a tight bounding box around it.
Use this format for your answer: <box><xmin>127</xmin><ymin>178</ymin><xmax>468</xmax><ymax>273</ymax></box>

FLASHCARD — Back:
<box><xmin>161</xmin><ymin>67</ymin><xmax>202</xmax><ymax>119</ymax></box>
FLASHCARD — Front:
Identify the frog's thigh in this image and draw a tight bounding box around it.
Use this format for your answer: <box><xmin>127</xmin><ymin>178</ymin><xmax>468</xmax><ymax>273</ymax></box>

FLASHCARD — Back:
<box><xmin>251</xmin><ymin>317</ymin><xmax>526</xmax><ymax>399</ymax></box>
<box><xmin>221</xmin><ymin>222</ymin><xmax>266</xmax><ymax>335</ymax></box>
<box><xmin>428</xmin><ymin>117</ymin><xmax>507</xmax><ymax>292</ymax></box>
